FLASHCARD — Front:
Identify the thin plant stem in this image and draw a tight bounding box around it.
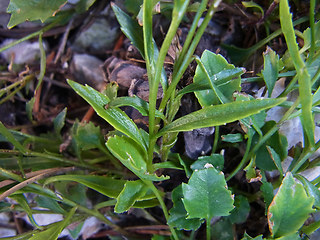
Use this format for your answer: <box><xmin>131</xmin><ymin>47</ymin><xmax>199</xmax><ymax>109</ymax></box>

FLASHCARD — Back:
<box><xmin>206</xmin><ymin>218</ymin><xmax>211</xmax><ymax>240</ymax></box>
<box><xmin>147</xmin><ymin>0</ymin><xmax>190</xmax><ymax>170</ymax></box>
<box><xmin>212</xmin><ymin>126</ymin><xmax>219</xmax><ymax>153</ymax></box>
<box><xmin>227</xmin><ymin>98</ymin><xmax>300</xmax><ymax>181</ymax></box>
<box><xmin>0</xmin><ymin>20</ymin><xmax>61</xmax><ymax>53</ymax></box>
<box><xmin>143</xmin><ymin>180</ymin><xmax>179</xmax><ymax>240</ymax></box>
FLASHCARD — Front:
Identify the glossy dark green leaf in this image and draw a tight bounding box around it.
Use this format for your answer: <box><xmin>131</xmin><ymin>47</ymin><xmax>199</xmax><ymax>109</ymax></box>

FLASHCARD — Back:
<box><xmin>255</xmin><ymin>121</ymin><xmax>288</xmax><ymax>171</ymax></box>
<box><xmin>221</xmin><ymin>133</ymin><xmax>244</xmax><ymax>143</ymax></box>
<box><xmin>211</xmin><ymin>218</ymin><xmax>234</xmax><ymax>240</ymax></box>
<box><xmin>229</xmin><ymin>195</ymin><xmax>250</xmax><ymax>224</ymax></box>
<box><xmin>262</xmin><ymin>47</ymin><xmax>280</xmax><ymax>97</ymax></box>
<box><xmin>111</xmin><ymin>3</ymin><xmax>144</xmax><ymax>57</ymax></box>
<box><xmin>7</xmin><ymin>0</ymin><xmax>67</xmax><ymax>28</ymax></box>
<box><xmin>44</xmin><ymin>175</ymin><xmax>126</xmax><ymax>198</ymax></box>
<box><xmin>241</xmin><ymin>233</ymin><xmax>263</xmax><ymax>240</ymax></box>
<box><xmin>182</xmin><ymin>167</ymin><xmax>234</xmax><ymax>220</ymax></box>
<box><xmin>106</xmin><ymin>135</ymin><xmax>169</xmax><ymax>181</ymax></box>
<box><xmin>261</xmin><ymin>180</ymin><xmax>274</xmax><ymax>213</ymax></box>
<box><xmin>266</xmin><ymin>146</ymin><xmax>284</xmax><ymax>175</ymax></box>
<box><xmin>268</xmin><ymin>172</ymin><xmax>315</xmax><ymax>238</ymax></box>
<box><xmin>67</xmin><ymin>80</ymin><xmax>146</xmax><ymax>151</ymax></box>
<box><xmin>115</xmin><ymin>180</ymin><xmax>153</xmax><ymax>213</ymax></box>
<box><xmin>157</xmin><ymin>98</ymin><xmax>286</xmax><ymax>136</ymax></box>
<box><xmin>168</xmin><ymin>185</ymin><xmax>203</xmax><ymax>230</ymax></box>
<box><xmin>53</xmin><ymin>108</ymin><xmax>66</xmax><ymax>135</ymax></box>
<box><xmin>296</xmin><ymin>175</ymin><xmax>320</xmax><ymax>209</ymax></box>
<box><xmin>190</xmin><ymin>154</ymin><xmax>224</xmax><ymax>172</ymax></box>
<box><xmin>29</xmin><ymin>207</ymin><xmax>76</xmax><ymax>240</ymax></box>
<box><xmin>108</xmin><ymin>96</ymin><xmax>165</xmax><ymax>119</ymax></box>
<box><xmin>194</xmin><ymin>50</ymin><xmax>242</xmax><ymax>106</ymax></box>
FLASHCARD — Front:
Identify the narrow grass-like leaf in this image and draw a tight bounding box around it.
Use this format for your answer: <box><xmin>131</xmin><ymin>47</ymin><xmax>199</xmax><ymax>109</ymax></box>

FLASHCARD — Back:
<box><xmin>108</xmin><ymin>96</ymin><xmax>165</xmax><ymax>119</ymax></box>
<box><xmin>111</xmin><ymin>3</ymin><xmax>144</xmax><ymax>57</ymax></box>
<box><xmin>67</xmin><ymin>80</ymin><xmax>146</xmax><ymax>151</ymax></box>
<box><xmin>182</xmin><ymin>167</ymin><xmax>234</xmax><ymax>220</ymax></box>
<box><xmin>0</xmin><ymin>121</ymin><xmax>26</xmax><ymax>154</ymax></box>
<box><xmin>29</xmin><ymin>207</ymin><xmax>76</xmax><ymax>240</ymax></box>
<box><xmin>11</xmin><ymin>194</ymin><xmax>40</xmax><ymax>228</ymax></box>
<box><xmin>157</xmin><ymin>98</ymin><xmax>285</xmax><ymax>136</ymax></box>
<box><xmin>280</xmin><ymin>0</ymin><xmax>314</xmax><ymax>147</ymax></box>
<box><xmin>268</xmin><ymin>172</ymin><xmax>315</xmax><ymax>238</ymax></box>
<box><xmin>44</xmin><ymin>175</ymin><xmax>126</xmax><ymax>198</ymax></box>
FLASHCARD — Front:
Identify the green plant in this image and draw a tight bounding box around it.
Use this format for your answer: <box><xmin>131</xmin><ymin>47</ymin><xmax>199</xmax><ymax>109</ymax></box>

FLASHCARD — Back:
<box><xmin>1</xmin><ymin>0</ymin><xmax>320</xmax><ymax>239</ymax></box>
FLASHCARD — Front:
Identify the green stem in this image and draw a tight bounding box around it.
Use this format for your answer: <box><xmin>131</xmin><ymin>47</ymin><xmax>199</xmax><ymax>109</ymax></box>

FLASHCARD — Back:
<box><xmin>227</xmin><ymin>98</ymin><xmax>300</xmax><ymax>181</ymax></box>
<box><xmin>206</xmin><ymin>218</ymin><xmax>211</xmax><ymax>240</ymax></box>
<box><xmin>174</xmin><ymin>0</ymin><xmax>209</xmax><ymax>71</ymax></box>
<box><xmin>0</xmin><ymin>20</ymin><xmax>61</xmax><ymax>53</ymax></box>
<box><xmin>212</xmin><ymin>126</ymin><xmax>219</xmax><ymax>154</ymax></box>
<box><xmin>291</xmin><ymin>140</ymin><xmax>320</xmax><ymax>174</ymax></box>
<box><xmin>143</xmin><ymin>180</ymin><xmax>179</xmax><ymax>240</ymax></box>
<box><xmin>308</xmin><ymin>0</ymin><xmax>316</xmax><ymax>63</ymax></box>
<box><xmin>159</xmin><ymin>1</ymin><xmax>220</xmax><ymax>114</ymax></box>
<box><xmin>147</xmin><ymin>0</ymin><xmax>190</xmax><ymax>169</ymax></box>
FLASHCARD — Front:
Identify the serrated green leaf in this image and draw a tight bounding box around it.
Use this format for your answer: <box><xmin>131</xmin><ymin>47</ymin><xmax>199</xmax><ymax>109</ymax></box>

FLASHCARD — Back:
<box><xmin>301</xmin><ymin>20</ymin><xmax>320</xmax><ymax>52</ymax></box>
<box><xmin>29</xmin><ymin>207</ymin><xmax>76</xmax><ymax>240</ymax></box>
<box><xmin>44</xmin><ymin>175</ymin><xmax>126</xmax><ymax>198</ymax></box>
<box><xmin>262</xmin><ymin>47</ymin><xmax>280</xmax><ymax>97</ymax></box>
<box><xmin>67</xmin><ymin>80</ymin><xmax>146</xmax><ymax>151</ymax></box>
<box><xmin>190</xmin><ymin>154</ymin><xmax>224</xmax><ymax>172</ymax></box>
<box><xmin>72</xmin><ymin>121</ymin><xmax>104</xmax><ymax>151</ymax></box>
<box><xmin>106</xmin><ymin>135</ymin><xmax>169</xmax><ymax>181</ymax></box>
<box><xmin>229</xmin><ymin>195</ymin><xmax>250</xmax><ymax>224</ymax></box>
<box><xmin>194</xmin><ymin>50</ymin><xmax>242</xmax><ymax>106</ymax></box>
<box><xmin>296</xmin><ymin>175</ymin><xmax>320</xmax><ymax>209</ymax></box>
<box><xmin>182</xmin><ymin>167</ymin><xmax>234</xmax><ymax>221</ymax></box>
<box><xmin>168</xmin><ymin>185</ymin><xmax>203</xmax><ymax>230</ymax></box>
<box><xmin>115</xmin><ymin>180</ymin><xmax>149</xmax><ymax>213</ymax></box>
<box><xmin>255</xmin><ymin>121</ymin><xmax>288</xmax><ymax>171</ymax></box>
<box><xmin>7</xmin><ymin>0</ymin><xmax>67</xmax><ymax>28</ymax></box>
<box><xmin>108</xmin><ymin>96</ymin><xmax>165</xmax><ymax>119</ymax></box>
<box><xmin>266</xmin><ymin>146</ymin><xmax>284</xmax><ymax>175</ymax></box>
<box><xmin>53</xmin><ymin>108</ymin><xmax>67</xmax><ymax>135</ymax></box>
<box><xmin>241</xmin><ymin>233</ymin><xmax>263</xmax><ymax>240</ymax></box>
<box><xmin>157</xmin><ymin>98</ymin><xmax>286</xmax><ymax>136</ymax></box>
<box><xmin>268</xmin><ymin>172</ymin><xmax>315</xmax><ymax>238</ymax></box>
<box><xmin>261</xmin><ymin>180</ymin><xmax>274</xmax><ymax>213</ymax></box>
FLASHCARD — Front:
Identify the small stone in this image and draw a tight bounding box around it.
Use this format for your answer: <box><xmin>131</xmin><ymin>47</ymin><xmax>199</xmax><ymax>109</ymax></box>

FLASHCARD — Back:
<box><xmin>73</xmin><ymin>18</ymin><xmax>119</xmax><ymax>54</ymax></box>
<box><xmin>0</xmin><ymin>39</ymin><xmax>47</xmax><ymax>65</ymax></box>
<box><xmin>70</xmin><ymin>53</ymin><xmax>105</xmax><ymax>90</ymax></box>
<box><xmin>184</xmin><ymin>127</ymin><xmax>215</xmax><ymax>160</ymax></box>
